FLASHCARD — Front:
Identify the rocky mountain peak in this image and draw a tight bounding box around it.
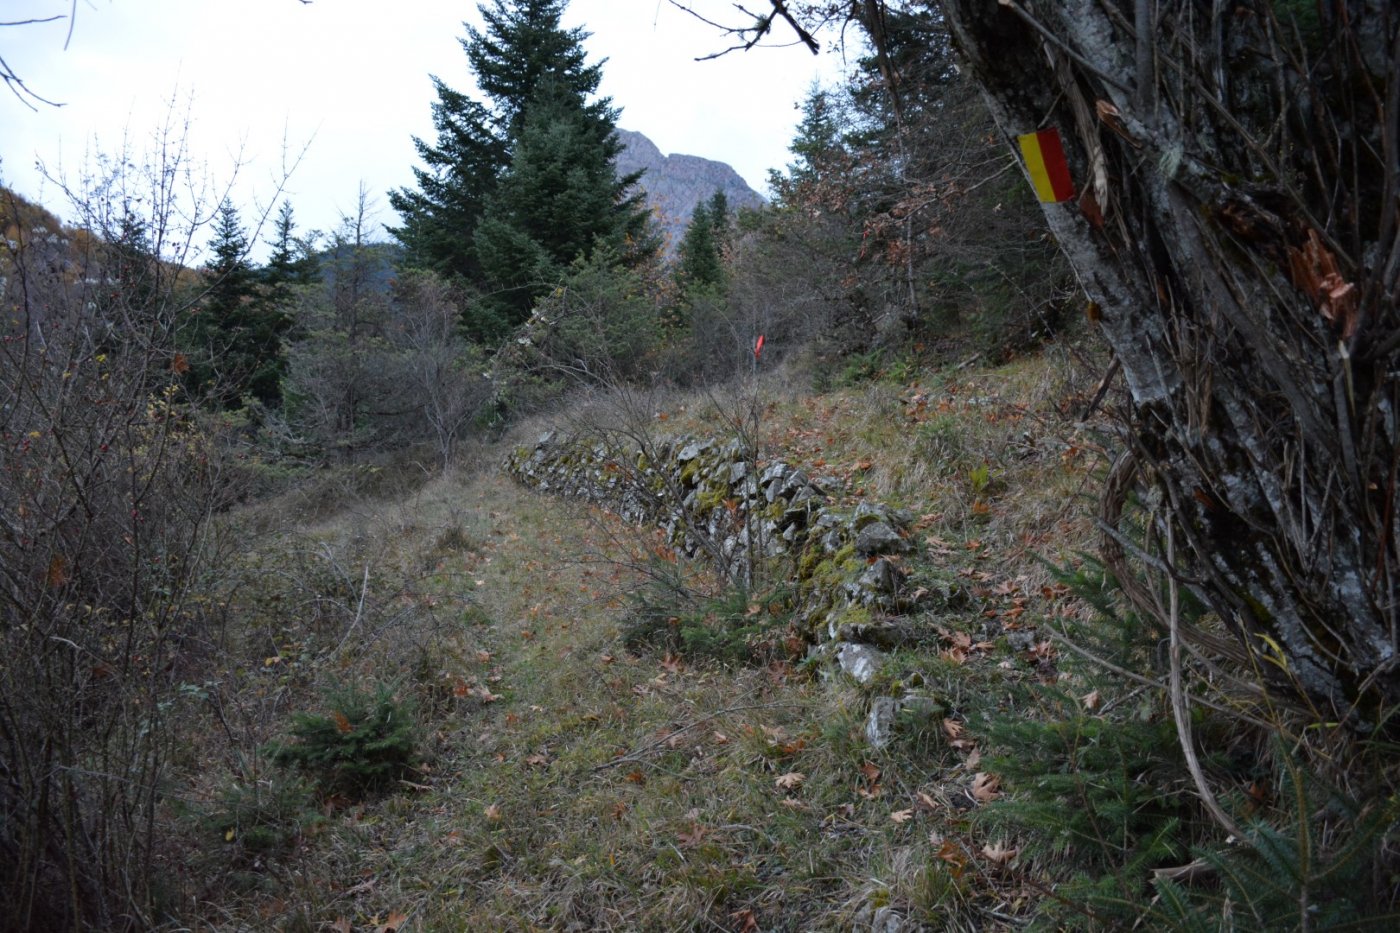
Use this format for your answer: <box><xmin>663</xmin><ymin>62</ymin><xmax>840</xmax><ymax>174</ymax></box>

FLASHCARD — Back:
<box><xmin>615</xmin><ymin>129</ymin><xmax>765</xmax><ymax>255</ymax></box>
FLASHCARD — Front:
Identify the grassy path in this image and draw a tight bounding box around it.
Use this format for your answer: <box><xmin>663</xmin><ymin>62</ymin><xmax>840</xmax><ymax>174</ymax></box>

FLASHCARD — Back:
<box><xmin>212</xmin><ymin>358</ymin><xmax>1101</xmax><ymax>931</ymax></box>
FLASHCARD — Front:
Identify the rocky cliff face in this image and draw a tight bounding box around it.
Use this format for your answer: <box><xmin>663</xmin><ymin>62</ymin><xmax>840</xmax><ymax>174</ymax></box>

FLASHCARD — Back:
<box><xmin>615</xmin><ymin>130</ymin><xmax>766</xmax><ymax>255</ymax></box>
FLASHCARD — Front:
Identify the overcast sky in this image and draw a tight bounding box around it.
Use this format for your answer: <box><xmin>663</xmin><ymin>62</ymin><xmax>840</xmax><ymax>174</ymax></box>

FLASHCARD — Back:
<box><xmin>2</xmin><ymin>0</ymin><xmax>851</xmax><ymax>258</ymax></box>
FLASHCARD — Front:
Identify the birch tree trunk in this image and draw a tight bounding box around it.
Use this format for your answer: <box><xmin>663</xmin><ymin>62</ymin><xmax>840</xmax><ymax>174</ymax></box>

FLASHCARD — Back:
<box><xmin>938</xmin><ymin>0</ymin><xmax>1399</xmax><ymax>724</ymax></box>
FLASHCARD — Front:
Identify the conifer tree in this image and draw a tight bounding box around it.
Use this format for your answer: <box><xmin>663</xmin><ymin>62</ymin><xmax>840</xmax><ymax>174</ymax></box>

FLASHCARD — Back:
<box><xmin>675</xmin><ymin>190</ymin><xmax>730</xmax><ymax>295</ymax></box>
<box><xmin>768</xmin><ymin>84</ymin><xmax>847</xmax><ymax>205</ymax></box>
<box><xmin>390</xmin><ymin>0</ymin><xmax>653</xmax><ymax>342</ymax></box>
<box><xmin>262</xmin><ymin>201</ymin><xmax>317</xmax><ymax>300</ymax></box>
<box><xmin>473</xmin><ymin>80</ymin><xmax>651</xmax><ymax>335</ymax></box>
<box><xmin>185</xmin><ymin>200</ymin><xmax>291</xmax><ymax>408</ymax></box>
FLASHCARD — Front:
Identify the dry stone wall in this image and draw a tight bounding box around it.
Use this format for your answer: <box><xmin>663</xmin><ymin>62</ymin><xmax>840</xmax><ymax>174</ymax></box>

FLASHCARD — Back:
<box><xmin>506</xmin><ymin>431</ymin><xmax>968</xmax><ymax>744</ymax></box>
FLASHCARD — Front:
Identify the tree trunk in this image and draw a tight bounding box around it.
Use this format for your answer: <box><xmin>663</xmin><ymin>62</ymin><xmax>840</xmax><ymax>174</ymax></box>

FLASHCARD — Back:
<box><xmin>939</xmin><ymin>0</ymin><xmax>1399</xmax><ymax>724</ymax></box>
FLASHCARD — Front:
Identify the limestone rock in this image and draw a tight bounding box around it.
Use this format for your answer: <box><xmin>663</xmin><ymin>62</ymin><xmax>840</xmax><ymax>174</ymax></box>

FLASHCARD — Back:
<box><xmin>614</xmin><ymin>129</ymin><xmax>765</xmax><ymax>255</ymax></box>
<box><xmin>855</xmin><ymin>521</ymin><xmax>909</xmax><ymax>556</ymax></box>
<box><xmin>865</xmin><ymin>697</ymin><xmax>901</xmax><ymax>747</ymax></box>
<box><xmin>837</xmin><ymin>643</ymin><xmax>885</xmax><ymax>685</ymax></box>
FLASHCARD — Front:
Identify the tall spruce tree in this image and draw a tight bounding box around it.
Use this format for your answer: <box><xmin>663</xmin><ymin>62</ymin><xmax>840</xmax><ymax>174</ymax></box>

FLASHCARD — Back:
<box><xmin>184</xmin><ymin>200</ymin><xmax>291</xmax><ymax>408</ymax></box>
<box><xmin>675</xmin><ymin>190</ymin><xmax>730</xmax><ymax>295</ymax></box>
<box><xmin>389</xmin><ymin>0</ymin><xmax>652</xmax><ymax>343</ymax></box>
<box><xmin>474</xmin><ymin>80</ymin><xmax>651</xmax><ymax>333</ymax></box>
<box><xmin>767</xmin><ymin>84</ymin><xmax>847</xmax><ymax>205</ymax></box>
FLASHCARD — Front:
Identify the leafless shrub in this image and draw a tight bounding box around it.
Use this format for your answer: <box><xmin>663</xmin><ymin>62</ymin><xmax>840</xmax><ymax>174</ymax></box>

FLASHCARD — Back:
<box><xmin>0</xmin><ymin>128</ymin><xmax>252</xmax><ymax>927</ymax></box>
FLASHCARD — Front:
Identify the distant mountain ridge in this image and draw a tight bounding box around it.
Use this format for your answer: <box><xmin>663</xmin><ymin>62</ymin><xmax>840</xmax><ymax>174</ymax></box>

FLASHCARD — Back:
<box><xmin>615</xmin><ymin>130</ymin><xmax>765</xmax><ymax>255</ymax></box>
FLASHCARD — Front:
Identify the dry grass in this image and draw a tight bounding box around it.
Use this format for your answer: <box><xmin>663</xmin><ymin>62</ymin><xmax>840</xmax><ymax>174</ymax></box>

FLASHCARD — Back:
<box><xmin>170</xmin><ymin>344</ymin><xmax>1117</xmax><ymax>931</ymax></box>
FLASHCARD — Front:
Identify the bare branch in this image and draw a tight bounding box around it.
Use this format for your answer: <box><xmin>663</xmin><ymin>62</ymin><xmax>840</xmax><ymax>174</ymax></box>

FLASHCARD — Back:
<box><xmin>666</xmin><ymin>0</ymin><xmax>821</xmax><ymax>59</ymax></box>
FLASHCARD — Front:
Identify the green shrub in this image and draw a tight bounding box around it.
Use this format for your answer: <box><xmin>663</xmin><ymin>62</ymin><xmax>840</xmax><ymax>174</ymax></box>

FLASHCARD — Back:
<box><xmin>622</xmin><ymin>577</ymin><xmax>795</xmax><ymax>668</ymax></box>
<box><xmin>269</xmin><ymin>682</ymin><xmax>418</xmax><ymax>797</ymax></box>
<box><xmin>978</xmin><ymin>556</ymin><xmax>1400</xmax><ymax>929</ymax></box>
<box><xmin>837</xmin><ymin>348</ymin><xmax>884</xmax><ymax>387</ymax></box>
<box><xmin>1145</xmin><ymin>746</ymin><xmax>1400</xmax><ymax>931</ymax></box>
<box><xmin>202</xmin><ymin>767</ymin><xmax>322</xmax><ymax>861</ymax></box>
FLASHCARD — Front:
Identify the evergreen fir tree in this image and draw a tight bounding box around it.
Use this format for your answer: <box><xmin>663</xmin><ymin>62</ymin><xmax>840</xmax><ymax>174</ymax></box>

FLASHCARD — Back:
<box><xmin>389</xmin><ymin>0</ymin><xmax>653</xmax><ymax>342</ymax></box>
<box><xmin>186</xmin><ymin>200</ymin><xmax>291</xmax><ymax>408</ymax></box>
<box><xmin>707</xmin><ymin>190</ymin><xmax>730</xmax><ymax>245</ymax></box>
<box><xmin>674</xmin><ymin>192</ymin><xmax>729</xmax><ymax>295</ymax></box>
<box><xmin>101</xmin><ymin>204</ymin><xmax>162</xmax><ymax>319</ymax></box>
<box><xmin>387</xmin><ymin>83</ymin><xmax>505</xmax><ymax>280</ymax></box>
<box><xmin>472</xmin><ymin>80</ymin><xmax>651</xmax><ymax>337</ymax></box>
<box><xmin>465</xmin><ymin>0</ymin><xmax>607</xmax><ymax>139</ymax></box>
<box><xmin>768</xmin><ymin>84</ymin><xmax>847</xmax><ymax>205</ymax></box>
<box><xmin>260</xmin><ymin>201</ymin><xmax>315</xmax><ymax>318</ymax></box>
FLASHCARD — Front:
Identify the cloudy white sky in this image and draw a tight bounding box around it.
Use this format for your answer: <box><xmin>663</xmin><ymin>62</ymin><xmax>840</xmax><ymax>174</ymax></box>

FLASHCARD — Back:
<box><xmin>2</xmin><ymin>0</ymin><xmax>851</xmax><ymax>256</ymax></box>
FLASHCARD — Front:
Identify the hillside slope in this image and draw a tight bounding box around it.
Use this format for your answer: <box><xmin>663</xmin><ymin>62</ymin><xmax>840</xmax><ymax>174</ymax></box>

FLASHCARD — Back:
<box><xmin>186</xmin><ymin>349</ymin><xmax>1118</xmax><ymax>930</ymax></box>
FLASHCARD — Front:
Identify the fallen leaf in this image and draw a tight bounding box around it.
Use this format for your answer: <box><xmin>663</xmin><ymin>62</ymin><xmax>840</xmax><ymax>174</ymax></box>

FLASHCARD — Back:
<box><xmin>774</xmin><ymin>771</ymin><xmax>806</xmax><ymax>791</ymax></box>
<box><xmin>625</xmin><ymin>770</ymin><xmax>647</xmax><ymax>785</ymax></box>
<box><xmin>331</xmin><ymin>919</ymin><xmax>352</xmax><ymax>933</ymax></box>
<box><xmin>476</xmin><ymin>650</ymin><xmax>492</xmax><ymax>663</ymax></box>
<box><xmin>937</xmin><ymin>839</ymin><xmax>969</xmax><ymax>878</ymax></box>
<box><xmin>524</xmin><ymin>753</ymin><xmax>549</xmax><ymax>767</ymax></box>
<box><xmin>731</xmin><ymin>907</ymin><xmax>760</xmax><ymax>933</ymax></box>
<box><xmin>859</xmin><ymin>762</ymin><xmax>881</xmax><ymax>784</ymax></box>
<box><xmin>1081</xmin><ymin>689</ymin><xmax>1101</xmax><ymax>710</ymax></box>
<box><xmin>677</xmin><ymin>823</ymin><xmax>708</xmax><ymax>848</ymax></box>
<box><xmin>971</xmin><ymin>772</ymin><xmax>1002</xmax><ymax>803</ymax></box>
<box><xmin>964</xmin><ymin>748</ymin><xmax>982</xmax><ymax>770</ymax></box>
<box><xmin>484</xmin><ymin>803</ymin><xmax>502</xmax><ymax>822</ymax></box>
<box><xmin>660</xmin><ymin>653</ymin><xmax>684</xmax><ymax>674</ymax></box>
<box><xmin>332</xmin><ymin>710</ymin><xmax>353</xmax><ymax>735</ymax></box>
<box><xmin>890</xmin><ymin>808</ymin><xmax>915</xmax><ymax>824</ymax></box>
<box><xmin>376</xmin><ymin>911</ymin><xmax>409</xmax><ymax>933</ymax></box>
<box><xmin>941</xmin><ymin>647</ymin><xmax>968</xmax><ymax>665</ymax></box>
<box><xmin>777</xmin><ymin>738</ymin><xmax>807</xmax><ymax>756</ymax></box>
<box><xmin>915</xmin><ymin>791</ymin><xmax>939</xmax><ymax>811</ymax></box>
<box><xmin>981</xmin><ymin>841</ymin><xmax>1018</xmax><ymax>865</ymax></box>
<box><xmin>712</xmin><ymin>731</ymin><xmax>730</xmax><ymax>745</ymax></box>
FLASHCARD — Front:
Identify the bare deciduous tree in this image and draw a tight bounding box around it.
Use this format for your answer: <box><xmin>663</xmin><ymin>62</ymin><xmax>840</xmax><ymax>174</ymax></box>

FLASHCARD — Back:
<box><xmin>1</xmin><ymin>120</ymin><xmax>246</xmax><ymax>929</ymax></box>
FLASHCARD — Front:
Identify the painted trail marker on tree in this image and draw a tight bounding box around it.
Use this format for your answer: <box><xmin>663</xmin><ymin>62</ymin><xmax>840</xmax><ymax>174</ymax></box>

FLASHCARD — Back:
<box><xmin>1017</xmin><ymin>128</ymin><xmax>1074</xmax><ymax>203</ymax></box>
